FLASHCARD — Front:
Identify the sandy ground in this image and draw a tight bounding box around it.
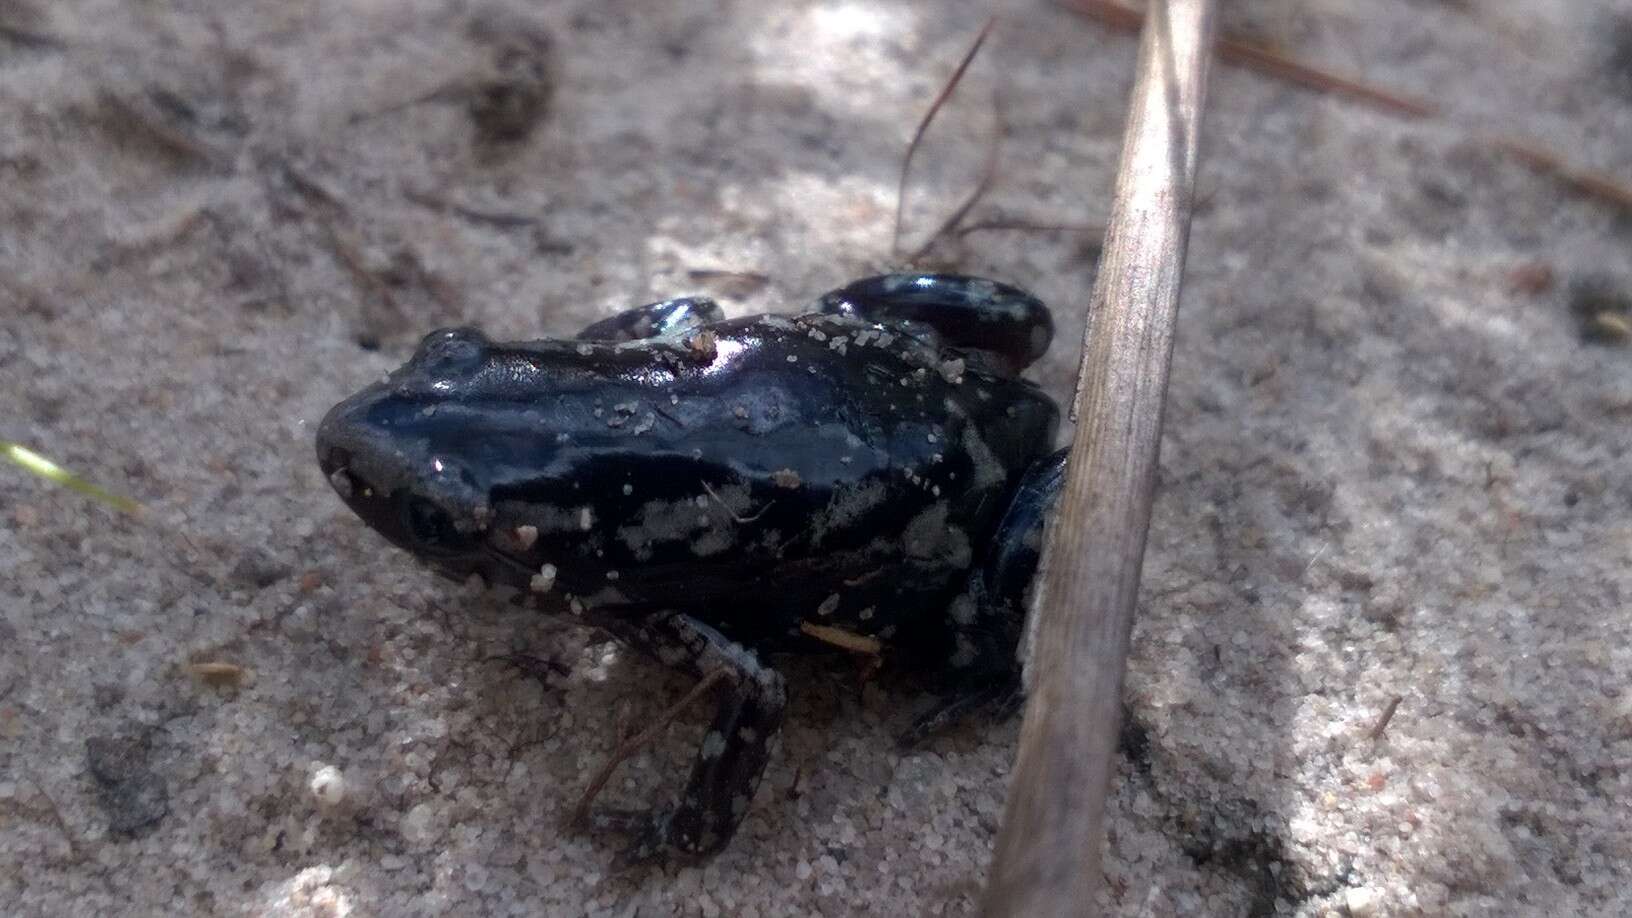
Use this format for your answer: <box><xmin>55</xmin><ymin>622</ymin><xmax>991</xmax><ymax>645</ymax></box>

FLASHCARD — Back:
<box><xmin>4</xmin><ymin>0</ymin><xmax>1632</xmax><ymax>915</ymax></box>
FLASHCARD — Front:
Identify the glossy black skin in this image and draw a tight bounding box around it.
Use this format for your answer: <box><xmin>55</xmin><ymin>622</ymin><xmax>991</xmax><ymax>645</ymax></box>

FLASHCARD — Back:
<box><xmin>316</xmin><ymin>274</ymin><xmax>1067</xmax><ymax>862</ymax></box>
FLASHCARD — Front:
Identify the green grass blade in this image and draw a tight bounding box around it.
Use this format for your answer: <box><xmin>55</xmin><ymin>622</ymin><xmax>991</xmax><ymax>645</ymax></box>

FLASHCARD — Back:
<box><xmin>2</xmin><ymin>440</ymin><xmax>143</xmax><ymax>515</ymax></box>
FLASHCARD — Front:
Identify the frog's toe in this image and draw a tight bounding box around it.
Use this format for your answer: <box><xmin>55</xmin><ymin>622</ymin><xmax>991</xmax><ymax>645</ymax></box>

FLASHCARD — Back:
<box><xmin>611</xmin><ymin>820</ymin><xmax>673</xmax><ymax>872</ymax></box>
<box><xmin>578</xmin><ymin>806</ymin><xmax>672</xmax><ymax>869</ymax></box>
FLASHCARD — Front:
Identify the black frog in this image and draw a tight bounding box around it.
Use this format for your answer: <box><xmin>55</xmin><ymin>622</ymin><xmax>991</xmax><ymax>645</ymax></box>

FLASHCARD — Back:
<box><xmin>315</xmin><ymin>274</ymin><xmax>1068</xmax><ymax>862</ymax></box>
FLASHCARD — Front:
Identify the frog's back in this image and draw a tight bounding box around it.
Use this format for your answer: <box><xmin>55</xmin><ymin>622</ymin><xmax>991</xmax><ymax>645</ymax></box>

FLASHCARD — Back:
<box><xmin>479</xmin><ymin>312</ymin><xmax>1056</xmax><ymax>643</ymax></box>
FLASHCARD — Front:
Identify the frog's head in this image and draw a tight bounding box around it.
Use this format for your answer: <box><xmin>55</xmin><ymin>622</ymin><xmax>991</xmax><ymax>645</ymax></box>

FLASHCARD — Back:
<box><xmin>316</xmin><ymin>327</ymin><xmax>523</xmax><ymax>574</ymax></box>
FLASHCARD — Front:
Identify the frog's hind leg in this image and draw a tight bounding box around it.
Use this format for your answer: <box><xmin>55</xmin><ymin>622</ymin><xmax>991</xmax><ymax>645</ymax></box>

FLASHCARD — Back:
<box><xmin>576</xmin><ymin>296</ymin><xmax>724</xmax><ymax>342</ymax></box>
<box><xmin>597</xmin><ymin>611</ymin><xmax>786</xmax><ymax>865</ymax></box>
<box><xmin>900</xmin><ymin>447</ymin><xmax>1068</xmax><ymax>747</ymax></box>
<box><xmin>817</xmin><ymin>274</ymin><xmax>1053</xmax><ymax>376</ymax></box>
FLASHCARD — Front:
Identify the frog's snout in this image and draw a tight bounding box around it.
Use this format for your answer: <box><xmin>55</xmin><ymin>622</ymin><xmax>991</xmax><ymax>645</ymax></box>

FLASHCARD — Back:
<box><xmin>315</xmin><ymin>393</ymin><xmax>367</xmax><ymax>486</ymax></box>
<box><xmin>315</xmin><ymin>385</ymin><xmax>401</xmax><ymax>516</ymax></box>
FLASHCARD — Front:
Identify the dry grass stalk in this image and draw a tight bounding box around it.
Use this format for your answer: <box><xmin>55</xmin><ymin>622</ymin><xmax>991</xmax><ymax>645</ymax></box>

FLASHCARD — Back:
<box><xmin>978</xmin><ymin>2</ymin><xmax>1217</xmax><ymax>915</ymax></box>
<box><xmin>1064</xmin><ymin>0</ymin><xmax>1632</xmax><ymax>213</ymax></box>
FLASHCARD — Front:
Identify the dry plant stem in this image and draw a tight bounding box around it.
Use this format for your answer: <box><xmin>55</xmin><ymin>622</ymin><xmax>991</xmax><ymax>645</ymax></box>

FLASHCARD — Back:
<box><xmin>978</xmin><ymin>1</ymin><xmax>1216</xmax><ymax>915</ymax></box>
<box><xmin>569</xmin><ymin>668</ymin><xmax>732</xmax><ymax>828</ymax></box>
<box><xmin>905</xmin><ymin>88</ymin><xmax>1003</xmax><ymax>264</ymax></box>
<box><xmin>1064</xmin><ymin>0</ymin><xmax>1632</xmax><ymax>212</ymax></box>
<box><xmin>1368</xmin><ymin>695</ymin><xmax>1405</xmax><ymax>741</ymax></box>
<box><xmin>893</xmin><ymin>17</ymin><xmax>996</xmax><ymax>256</ymax></box>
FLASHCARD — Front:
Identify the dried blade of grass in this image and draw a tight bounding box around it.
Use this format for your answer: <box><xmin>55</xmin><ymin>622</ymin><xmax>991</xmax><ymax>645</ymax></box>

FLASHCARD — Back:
<box><xmin>893</xmin><ymin>17</ymin><xmax>997</xmax><ymax>256</ymax></box>
<box><xmin>570</xmin><ymin>668</ymin><xmax>732</xmax><ymax>828</ymax></box>
<box><xmin>905</xmin><ymin>87</ymin><xmax>1004</xmax><ymax>264</ymax></box>
<box><xmin>1063</xmin><ymin>0</ymin><xmax>1632</xmax><ymax>213</ymax></box>
<box><xmin>978</xmin><ymin>1</ymin><xmax>1216</xmax><ymax>915</ymax></box>
<box><xmin>1066</xmin><ymin>0</ymin><xmax>1434</xmax><ymax>118</ymax></box>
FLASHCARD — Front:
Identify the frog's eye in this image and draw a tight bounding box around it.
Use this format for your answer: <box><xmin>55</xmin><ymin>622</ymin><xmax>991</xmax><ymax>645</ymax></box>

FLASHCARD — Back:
<box><xmin>402</xmin><ymin>495</ymin><xmax>474</xmax><ymax>553</ymax></box>
<box><xmin>413</xmin><ymin>327</ymin><xmax>488</xmax><ymax>375</ymax></box>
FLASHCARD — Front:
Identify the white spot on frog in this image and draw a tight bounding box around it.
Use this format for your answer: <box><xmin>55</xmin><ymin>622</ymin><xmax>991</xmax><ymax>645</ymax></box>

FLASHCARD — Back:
<box><xmin>529</xmin><ymin>563</ymin><xmax>557</xmax><ymax>593</ymax></box>
<box><xmin>517</xmin><ymin>505</ymin><xmax>584</xmax><ymax>535</ymax></box>
<box><xmin>948</xmin><ymin>593</ymin><xmax>976</xmax><ymax>625</ymax></box>
<box><xmin>691</xmin><ymin>528</ymin><xmax>734</xmax><ymax>556</ymax></box>
<box><xmin>701</xmin><ymin>730</ymin><xmax>727</xmax><ymax>760</ymax></box>
<box><xmin>811</xmin><ymin>480</ymin><xmax>887</xmax><ymax>544</ymax></box>
<box><xmin>957</xmin><ymin>414</ymin><xmax>1007</xmax><ymax>487</ymax></box>
<box><xmin>902</xmin><ymin>503</ymin><xmax>972</xmax><ymax>569</ymax></box>
<box><xmin>817</xmin><ymin>593</ymin><xmax>841</xmax><ymax>617</ymax></box>
<box><xmin>578</xmin><ymin>506</ymin><xmax>594</xmax><ymax>531</ymax></box>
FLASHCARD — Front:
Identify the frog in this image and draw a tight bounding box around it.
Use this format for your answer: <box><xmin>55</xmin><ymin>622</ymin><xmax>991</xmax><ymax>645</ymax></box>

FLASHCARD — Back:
<box><xmin>315</xmin><ymin>273</ymin><xmax>1069</xmax><ymax>863</ymax></box>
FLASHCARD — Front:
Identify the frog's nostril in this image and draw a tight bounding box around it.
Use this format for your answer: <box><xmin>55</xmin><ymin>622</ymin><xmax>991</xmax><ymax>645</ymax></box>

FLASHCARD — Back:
<box><xmin>323</xmin><ymin>445</ymin><xmax>352</xmax><ymax>471</ymax></box>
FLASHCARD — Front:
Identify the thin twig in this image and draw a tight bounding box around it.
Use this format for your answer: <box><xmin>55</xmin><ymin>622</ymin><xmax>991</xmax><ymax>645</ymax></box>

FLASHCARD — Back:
<box><xmin>26</xmin><ymin>775</ymin><xmax>84</xmax><ymax>862</ymax></box>
<box><xmin>979</xmin><ymin>2</ymin><xmax>1216</xmax><ymax>915</ymax></box>
<box><xmin>1062</xmin><ymin>0</ymin><xmax>1632</xmax><ymax>213</ymax></box>
<box><xmin>953</xmin><ymin>219</ymin><xmax>1106</xmax><ymax>240</ymax></box>
<box><xmin>403</xmin><ymin>187</ymin><xmax>539</xmax><ymax>229</ymax></box>
<box><xmin>893</xmin><ymin>17</ymin><xmax>997</xmax><ymax>256</ymax></box>
<box><xmin>1486</xmin><ymin>135</ymin><xmax>1632</xmax><ymax>212</ymax></box>
<box><xmin>570</xmin><ymin>668</ymin><xmax>732</xmax><ymax>827</ymax></box>
<box><xmin>905</xmin><ymin>87</ymin><xmax>1004</xmax><ymax>264</ymax></box>
<box><xmin>1367</xmin><ymin>695</ymin><xmax>1404</xmax><ymax>741</ymax></box>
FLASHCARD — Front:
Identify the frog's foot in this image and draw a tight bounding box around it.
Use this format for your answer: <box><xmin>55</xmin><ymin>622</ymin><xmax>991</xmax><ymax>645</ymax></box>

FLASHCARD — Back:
<box><xmin>576</xmin><ymin>296</ymin><xmax>724</xmax><ymax>342</ymax></box>
<box><xmin>898</xmin><ymin>675</ymin><xmax>1022</xmax><ymax>748</ymax></box>
<box><xmin>591</xmin><ymin>612</ymin><xmax>786</xmax><ymax>862</ymax></box>
<box><xmin>815</xmin><ymin>274</ymin><xmax>1052</xmax><ymax>376</ymax></box>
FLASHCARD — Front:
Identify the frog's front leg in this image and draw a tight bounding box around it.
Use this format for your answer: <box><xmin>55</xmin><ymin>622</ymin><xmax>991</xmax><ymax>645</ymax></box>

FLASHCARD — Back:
<box><xmin>576</xmin><ymin>296</ymin><xmax>724</xmax><ymax>342</ymax></box>
<box><xmin>608</xmin><ymin>611</ymin><xmax>786</xmax><ymax>863</ymax></box>
<box><xmin>902</xmin><ymin>447</ymin><xmax>1069</xmax><ymax>746</ymax></box>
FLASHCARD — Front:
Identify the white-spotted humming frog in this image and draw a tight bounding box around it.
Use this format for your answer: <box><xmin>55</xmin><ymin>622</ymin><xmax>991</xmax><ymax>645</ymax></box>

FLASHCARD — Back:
<box><xmin>316</xmin><ymin>274</ymin><xmax>1068</xmax><ymax>862</ymax></box>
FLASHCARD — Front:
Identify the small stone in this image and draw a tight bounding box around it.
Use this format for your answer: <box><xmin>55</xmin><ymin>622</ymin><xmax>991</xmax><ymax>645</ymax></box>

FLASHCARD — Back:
<box><xmin>310</xmin><ymin>764</ymin><xmax>346</xmax><ymax>807</ymax></box>
<box><xmin>401</xmin><ymin>802</ymin><xmax>441</xmax><ymax>847</ymax></box>
<box><xmin>228</xmin><ymin>548</ymin><xmax>292</xmax><ymax>589</ymax></box>
<box><xmin>1343</xmin><ymin>886</ymin><xmax>1381</xmax><ymax>916</ymax></box>
<box><xmin>85</xmin><ymin>731</ymin><xmax>168</xmax><ymax>837</ymax></box>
